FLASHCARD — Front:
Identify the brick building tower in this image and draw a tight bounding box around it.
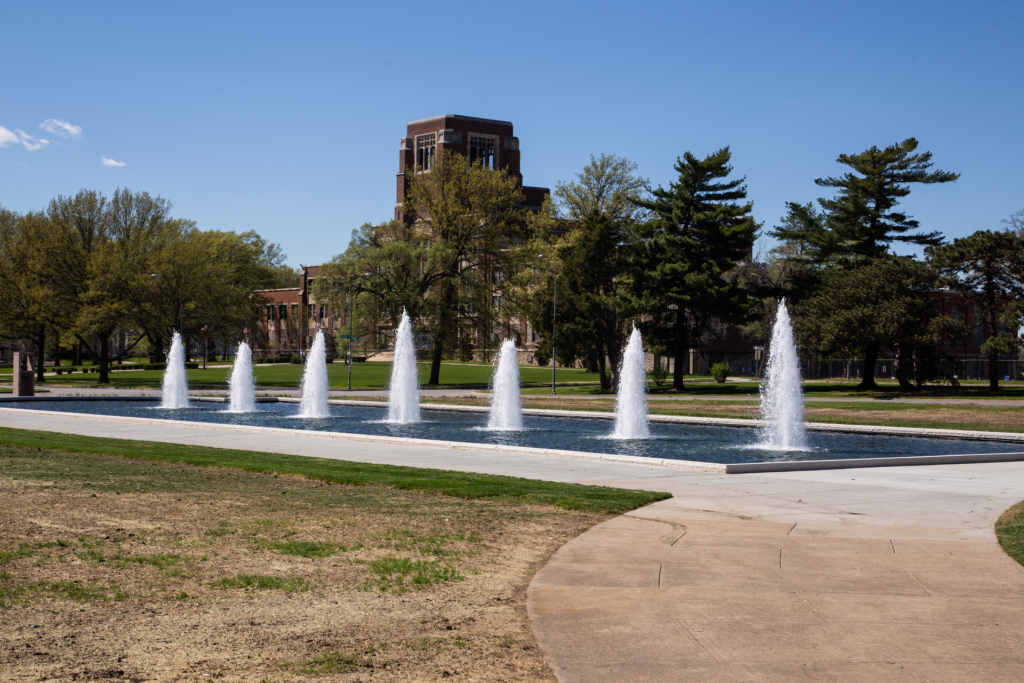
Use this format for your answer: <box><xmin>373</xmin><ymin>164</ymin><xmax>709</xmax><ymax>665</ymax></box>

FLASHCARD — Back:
<box><xmin>394</xmin><ymin>115</ymin><xmax>549</xmax><ymax>221</ymax></box>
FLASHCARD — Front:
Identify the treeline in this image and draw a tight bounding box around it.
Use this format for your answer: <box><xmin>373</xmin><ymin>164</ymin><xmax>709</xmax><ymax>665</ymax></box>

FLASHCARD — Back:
<box><xmin>320</xmin><ymin>138</ymin><xmax>1024</xmax><ymax>391</ymax></box>
<box><xmin>0</xmin><ymin>188</ymin><xmax>295</xmax><ymax>382</ymax></box>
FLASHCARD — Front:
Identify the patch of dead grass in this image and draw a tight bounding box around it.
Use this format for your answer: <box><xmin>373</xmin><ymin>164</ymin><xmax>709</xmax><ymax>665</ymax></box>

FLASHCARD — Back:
<box><xmin>0</xmin><ymin>446</ymin><xmax>605</xmax><ymax>682</ymax></box>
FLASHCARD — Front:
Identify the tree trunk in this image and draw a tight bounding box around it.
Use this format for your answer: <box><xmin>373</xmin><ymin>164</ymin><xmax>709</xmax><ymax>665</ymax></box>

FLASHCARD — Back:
<box><xmin>989</xmin><ymin>307</ymin><xmax>1000</xmax><ymax>392</ymax></box>
<box><xmin>428</xmin><ymin>341</ymin><xmax>443</xmax><ymax>386</ymax></box>
<box><xmin>607</xmin><ymin>340</ymin><xmax>622</xmax><ymax>393</ymax></box>
<box><xmin>597</xmin><ymin>351</ymin><xmax>610</xmax><ymax>392</ymax></box>
<box><xmin>856</xmin><ymin>342</ymin><xmax>878</xmax><ymax>390</ymax></box>
<box><xmin>672</xmin><ymin>351</ymin><xmax>686</xmax><ymax>391</ymax></box>
<box><xmin>893</xmin><ymin>343</ymin><xmax>915</xmax><ymax>391</ymax></box>
<box><xmin>73</xmin><ymin>340</ymin><xmax>81</xmax><ymax>366</ymax></box>
<box><xmin>586</xmin><ymin>349</ymin><xmax>599</xmax><ymax>373</ymax></box>
<box><xmin>35</xmin><ymin>325</ymin><xmax>46</xmax><ymax>383</ymax></box>
<box><xmin>98</xmin><ymin>335</ymin><xmax>110</xmax><ymax>384</ymax></box>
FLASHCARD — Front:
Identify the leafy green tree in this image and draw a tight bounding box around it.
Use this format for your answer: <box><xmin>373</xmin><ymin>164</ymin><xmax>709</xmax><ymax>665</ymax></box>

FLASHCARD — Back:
<box><xmin>529</xmin><ymin>211</ymin><xmax>631</xmax><ymax>390</ymax></box>
<box><xmin>402</xmin><ymin>150</ymin><xmax>526</xmax><ymax>385</ymax></box>
<box><xmin>771</xmin><ymin>138</ymin><xmax>959</xmax><ymax>388</ymax></box>
<box><xmin>929</xmin><ymin>230</ymin><xmax>1024</xmax><ymax>391</ymax></box>
<box><xmin>626</xmin><ymin>147</ymin><xmax>759</xmax><ymax>390</ymax></box>
<box><xmin>0</xmin><ymin>207</ymin><xmax>62</xmax><ymax>381</ymax></box>
<box><xmin>554</xmin><ymin>154</ymin><xmax>650</xmax><ymax>223</ymax></box>
<box><xmin>799</xmin><ymin>257</ymin><xmax>962</xmax><ymax>389</ymax></box>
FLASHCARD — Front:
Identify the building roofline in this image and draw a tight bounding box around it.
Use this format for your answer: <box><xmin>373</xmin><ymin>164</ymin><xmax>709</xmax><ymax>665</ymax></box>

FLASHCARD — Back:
<box><xmin>407</xmin><ymin>114</ymin><xmax>513</xmax><ymax>127</ymax></box>
<box><xmin>253</xmin><ymin>288</ymin><xmax>301</xmax><ymax>293</ymax></box>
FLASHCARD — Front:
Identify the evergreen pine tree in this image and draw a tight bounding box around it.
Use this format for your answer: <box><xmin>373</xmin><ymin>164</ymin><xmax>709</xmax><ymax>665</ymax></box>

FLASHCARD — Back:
<box><xmin>771</xmin><ymin>138</ymin><xmax>959</xmax><ymax>388</ymax></box>
<box><xmin>627</xmin><ymin>147</ymin><xmax>758</xmax><ymax>390</ymax></box>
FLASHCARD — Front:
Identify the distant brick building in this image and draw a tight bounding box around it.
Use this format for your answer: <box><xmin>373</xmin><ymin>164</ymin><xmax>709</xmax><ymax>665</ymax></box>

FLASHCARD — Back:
<box><xmin>395</xmin><ymin>114</ymin><xmax>549</xmax><ymax>222</ymax></box>
<box><xmin>251</xmin><ymin>265</ymin><xmax>334</xmax><ymax>358</ymax></box>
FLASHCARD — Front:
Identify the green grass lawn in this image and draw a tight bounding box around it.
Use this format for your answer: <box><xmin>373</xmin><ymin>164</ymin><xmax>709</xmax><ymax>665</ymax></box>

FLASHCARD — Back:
<box><xmin>0</xmin><ymin>427</ymin><xmax>668</xmax><ymax>513</ymax></box>
<box><xmin>21</xmin><ymin>361</ymin><xmax>600</xmax><ymax>390</ymax></box>
<box><xmin>996</xmin><ymin>501</ymin><xmax>1024</xmax><ymax>567</ymax></box>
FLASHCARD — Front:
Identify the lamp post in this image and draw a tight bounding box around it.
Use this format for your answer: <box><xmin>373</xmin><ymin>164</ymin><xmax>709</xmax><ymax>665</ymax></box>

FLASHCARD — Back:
<box><xmin>347</xmin><ymin>273</ymin><xmax>372</xmax><ymax>391</ymax></box>
<box><xmin>538</xmin><ymin>255</ymin><xmax>556</xmax><ymax>395</ymax></box>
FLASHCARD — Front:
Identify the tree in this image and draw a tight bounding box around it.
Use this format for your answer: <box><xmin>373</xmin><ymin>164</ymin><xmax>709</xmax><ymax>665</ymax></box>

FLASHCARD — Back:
<box><xmin>529</xmin><ymin>211</ymin><xmax>631</xmax><ymax>390</ymax></box>
<box><xmin>799</xmin><ymin>257</ymin><xmax>962</xmax><ymax>390</ymax></box>
<box><xmin>554</xmin><ymin>154</ymin><xmax>651</xmax><ymax>223</ymax></box>
<box><xmin>402</xmin><ymin>150</ymin><xmax>526</xmax><ymax>385</ymax></box>
<box><xmin>740</xmin><ymin>203</ymin><xmax>819</xmax><ymax>348</ymax></box>
<box><xmin>771</xmin><ymin>138</ymin><xmax>959</xmax><ymax>388</ymax></box>
<box><xmin>0</xmin><ymin>207</ymin><xmax>63</xmax><ymax>381</ymax></box>
<box><xmin>929</xmin><ymin>230</ymin><xmax>1024</xmax><ymax>391</ymax></box>
<box><xmin>1002</xmin><ymin>208</ymin><xmax>1024</xmax><ymax>237</ymax></box>
<box><xmin>626</xmin><ymin>147</ymin><xmax>759</xmax><ymax>390</ymax></box>
<box><xmin>312</xmin><ymin>220</ymin><xmax>436</xmax><ymax>357</ymax></box>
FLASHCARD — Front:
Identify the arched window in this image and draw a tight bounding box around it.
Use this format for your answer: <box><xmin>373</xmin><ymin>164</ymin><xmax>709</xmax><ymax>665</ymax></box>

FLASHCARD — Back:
<box><xmin>469</xmin><ymin>135</ymin><xmax>497</xmax><ymax>169</ymax></box>
<box><xmin>416</xmin><ymin>134</ymin><xmax>436</xmax><ymax>171</ymax></box>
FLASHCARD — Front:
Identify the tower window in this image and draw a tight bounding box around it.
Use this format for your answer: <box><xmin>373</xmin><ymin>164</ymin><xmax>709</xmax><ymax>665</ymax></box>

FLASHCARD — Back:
<box><xmin>416</xmin><ymin>134</ymin><xmax>436</xmax><ymax>171</ymax></box>
<box><xmin>469</xmin><ymin>135</ymin><xmax>497</xmax><ymax>170</ymax></box>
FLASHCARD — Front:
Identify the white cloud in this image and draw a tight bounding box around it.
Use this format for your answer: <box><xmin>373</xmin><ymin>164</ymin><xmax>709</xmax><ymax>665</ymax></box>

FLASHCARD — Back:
<box><xmin>14</xmin><ymin>129</ymin><xmax>50</xmax><ymax>151</ymax></box>
<box><xmin>101</xmin><ymin>157</ymin><xmax>127</xmax><ymax>167</ymax></box>
<box><xmin>40</xmin><ymin>118</ymin><xmax>82</xmax><ymax>139</ymax></box>
<box><xmin>0</xmin><ymin>126</ymin><xmax>18</xmax><ymax>147</ymax></box>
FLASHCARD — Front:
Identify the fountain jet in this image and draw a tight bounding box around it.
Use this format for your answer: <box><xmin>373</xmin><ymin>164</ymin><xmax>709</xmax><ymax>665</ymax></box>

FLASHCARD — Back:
<box><xmin>160</xmin><ymin>331</ymin><xmax>191</xmax><ymax>409</ymax></box>
<box><xmin>757</xmin><ymin>299</ymin><xmax>809</xmax><ymax>450</ymax></box>
<box><xmin>387</xmin><ymin>309</ymin><xmax>420</xmax><ymax>423</ymax></box>
<box><xmin>298</xmin><ymin>330</ymin><xmax>330</xmax><ymax>418</ymax></box>
<box><xmin>611</xmin><ymin>325</ymin><xmax>650</xmax><ymax>439</ymax></box>
<box><xmin>487</xmin><ymin>339</ymin><xmax>523</xmax><ymax>431</ymax></box>
<box><xmin>227</xmin><ymin>341</ymin><xmax>256</xmax><ymax>413</ymax></box>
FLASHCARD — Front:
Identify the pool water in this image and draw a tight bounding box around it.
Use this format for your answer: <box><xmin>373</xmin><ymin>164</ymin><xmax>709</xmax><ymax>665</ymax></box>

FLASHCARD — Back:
<box><xmin>9</xmin><ymin>400</ymin><xmax>1022</xmax><ymax>465</ymax></box>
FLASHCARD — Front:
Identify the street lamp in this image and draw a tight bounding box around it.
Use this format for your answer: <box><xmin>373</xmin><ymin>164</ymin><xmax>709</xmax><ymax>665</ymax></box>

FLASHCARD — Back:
<box><xmin>538</xmin><ymin>255</ymin><xmax>556</xmax><ymax>395</ymax></box>
<box><xmin>346</xmin><ymin>273</ymin><xmax>372</xmax><ymax>391</ymax></box>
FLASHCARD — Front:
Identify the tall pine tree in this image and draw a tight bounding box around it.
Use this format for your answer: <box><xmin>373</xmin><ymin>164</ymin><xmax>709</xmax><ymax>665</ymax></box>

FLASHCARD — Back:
<box><xmin>627</xmin><ymin>147</ymin><xmax>758</xmax><ymax>390</ymax></box>
<box><xmin>771</xmin><ymin>138</ymin><xmax>959</xmax><ymax>388</ymax></box>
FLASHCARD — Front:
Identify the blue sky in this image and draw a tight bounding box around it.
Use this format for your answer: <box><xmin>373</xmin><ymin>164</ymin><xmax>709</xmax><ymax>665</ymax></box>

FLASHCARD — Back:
<box><xmin>2</xmin><ymin>0</ymin><xmax>1021</xmax><ymax>267</ymax></box>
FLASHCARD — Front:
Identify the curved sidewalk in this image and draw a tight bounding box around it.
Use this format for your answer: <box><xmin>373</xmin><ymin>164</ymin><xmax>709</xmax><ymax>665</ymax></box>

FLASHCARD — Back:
<box><xmin>529</xmin><ymin>465</ymin><xmax>1024</xmax><ymax>682</ymax></box>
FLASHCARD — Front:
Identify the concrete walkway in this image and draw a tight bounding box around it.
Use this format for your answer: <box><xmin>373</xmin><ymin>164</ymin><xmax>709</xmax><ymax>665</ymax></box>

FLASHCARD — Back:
<box><xmin>1</xmin><ymin>409</ymin><xmax>1023</xmax><ymax>681</ymax></box>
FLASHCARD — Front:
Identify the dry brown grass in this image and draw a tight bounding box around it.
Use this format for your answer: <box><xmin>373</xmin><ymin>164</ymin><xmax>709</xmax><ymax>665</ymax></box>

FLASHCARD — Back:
<box><xmin>0</xmin><ymin>446</ymin><xmax>608</xmax><ymax>682</ymax></box>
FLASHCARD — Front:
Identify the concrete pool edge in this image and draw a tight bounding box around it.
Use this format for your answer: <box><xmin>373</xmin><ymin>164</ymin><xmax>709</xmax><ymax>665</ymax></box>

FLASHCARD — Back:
<box><xmin>1</xmin><ymin>401</ymin><xmax>1023</xmax><ymax>474</ymax></box>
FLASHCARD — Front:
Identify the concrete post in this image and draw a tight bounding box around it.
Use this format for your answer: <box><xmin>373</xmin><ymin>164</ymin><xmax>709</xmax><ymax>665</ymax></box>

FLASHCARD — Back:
<box><xmin>12</xmin><ymin>351</ymin><xmax>35</xmax><ymax>396</ymax></box>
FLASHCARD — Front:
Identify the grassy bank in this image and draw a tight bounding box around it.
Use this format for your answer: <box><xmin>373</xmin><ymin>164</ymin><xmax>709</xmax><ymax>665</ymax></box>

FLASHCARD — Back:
<box><xmin>996</xmin><ymin>501</ymin><xmax>1024</xmax><ymax>567</ymax></box>
<box><xmin>0</xmin><ymin>427</ymin><xmax>667</xmax><ymax>513</ymax></box>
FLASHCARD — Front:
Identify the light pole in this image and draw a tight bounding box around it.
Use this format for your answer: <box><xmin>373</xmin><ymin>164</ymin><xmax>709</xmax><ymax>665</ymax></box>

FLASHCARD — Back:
<box><xmin>538</xmin><ymin>255</ymin><xmax>556</xmax><ymax>394</ymax></box>
<box><xmin>347</xmin><ymin>273</ymin><xmax>372</xmax><ymax>391</ymax></box>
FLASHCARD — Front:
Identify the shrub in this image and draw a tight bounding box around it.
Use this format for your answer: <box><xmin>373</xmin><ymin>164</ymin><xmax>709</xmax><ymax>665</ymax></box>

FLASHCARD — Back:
<box><xmin>710</xmin><ymin>362</ymin><xmax>731</xmax><ymax>384</ymax></box>
<box><xmin>458</xmin><ymin>336</ymin><xmax>475</xmax><ymax>363</ymax></box>
<box><xmin>651</xmin><ymin>356</ymin><xmax>669</xmax><ymax>387</ymax></box>
<box><xmin>533</xmin><ymin>346</ymin><xmax>550</xmax><ymax>367</ymax></box>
